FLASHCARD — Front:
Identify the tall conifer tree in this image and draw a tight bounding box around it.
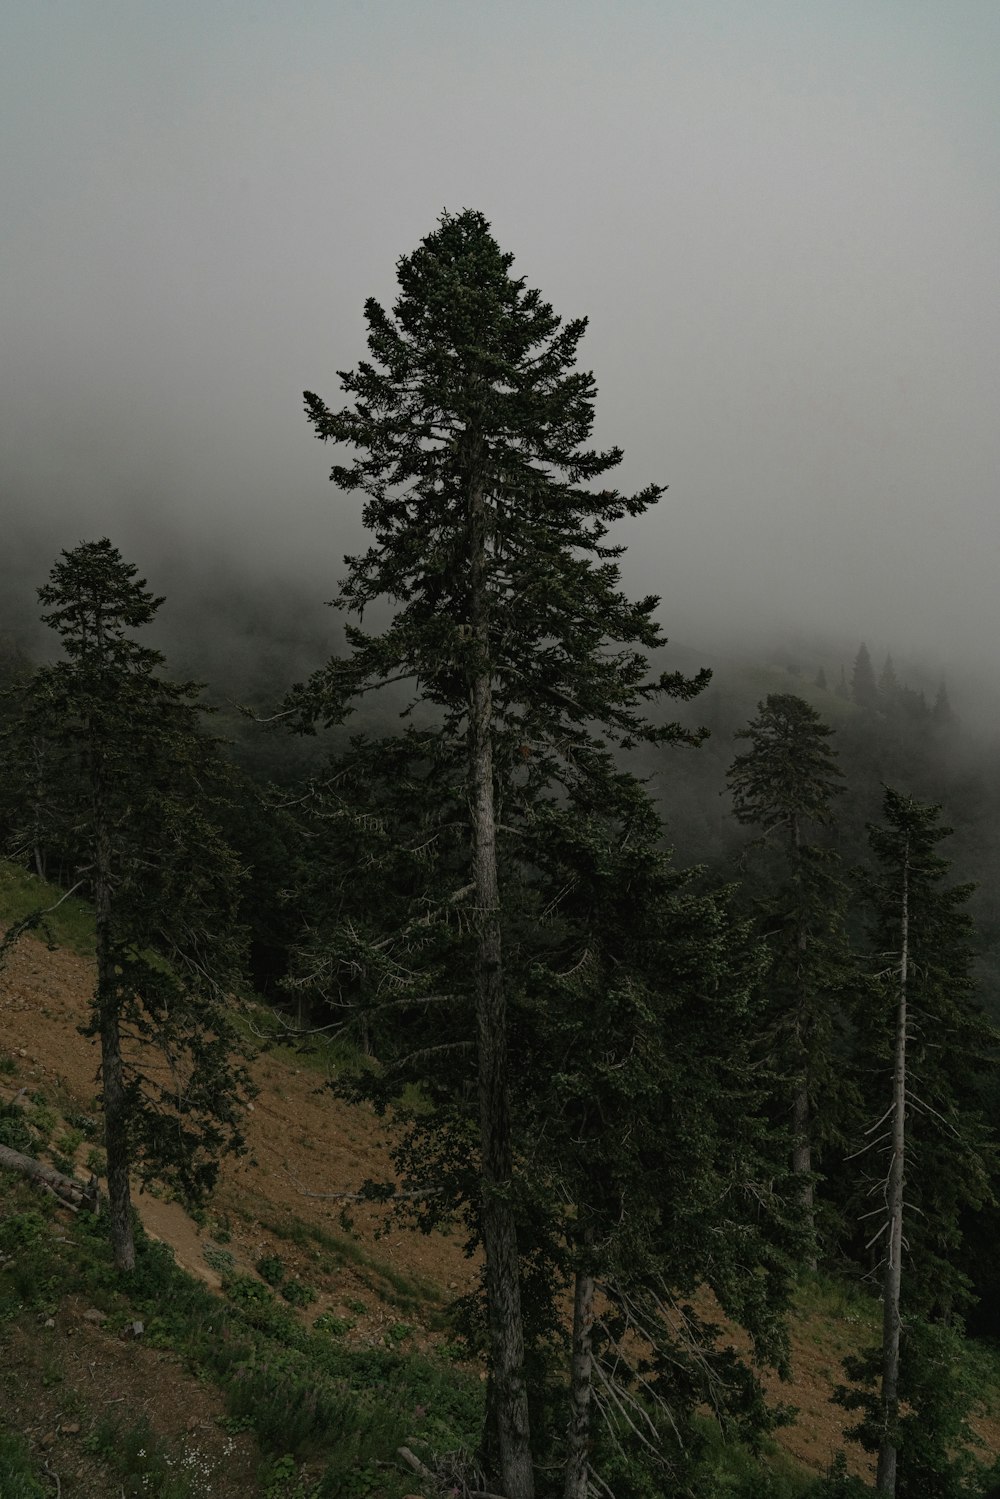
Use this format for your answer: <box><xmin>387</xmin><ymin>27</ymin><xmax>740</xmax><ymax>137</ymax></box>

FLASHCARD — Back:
<box><xmin>516</xmin><ymin>780</ymin><xmax>799</xmax><ymax>1497</ymax></box>
<box><xmin>292</xmin><ymin>209</ymin><xmax>708</xmax><ymax>1497</ymax></box>
<box><xmin>727</xmin><ymin>694</ymin><xmax>853</xmax><ymax>1266</ymax></box>
<box><xmin>852</xmin><ymin>642</ymin><xmax>879</xmax><ymax>709</ymax></box>
<box><xmin>11</xmin><ymin>541</ymin><xmax>251</xmax><ymax>1269</ymax></box>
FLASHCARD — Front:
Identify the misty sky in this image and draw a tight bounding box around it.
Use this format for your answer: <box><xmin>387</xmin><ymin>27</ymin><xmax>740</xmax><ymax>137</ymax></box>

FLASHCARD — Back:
<box><xmin>3</xmin><ymin>2</ymin><xmax>999</xmax><ymax>679</ymax></box>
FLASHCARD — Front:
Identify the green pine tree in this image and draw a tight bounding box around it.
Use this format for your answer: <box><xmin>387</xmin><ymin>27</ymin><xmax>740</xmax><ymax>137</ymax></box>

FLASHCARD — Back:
<box><xmin>517</xmin><ymin>780</ymin><xmax>801</xmax><ymax>1498</ymax></box>
<box><xmin>931</xmin><ymin>682</ymin><xmax>955</xmax><ymax>730</ymax></box>
<box><xmin>290</xmin><ymin>208</ymin><xmax>709</xmax><ymax>1497</ymax></box>
<box><xmin>879</xmin><ymin>654</ymin><xmax>900</xmax><ymax>703</ymax></box>
<box><xmin>726</xmin><ymin>694</ymin><xmax>855</xmax><ymax>1267</ymax></box>
<box><xmin>852</xmin><ymin>643</ymin><xmax>879</xmax><ymax>710</ymax></box>
<box><xmin>9</xmin><ymin>540</ymin><xmax>252</xmax><ymax>1270</ymax></box>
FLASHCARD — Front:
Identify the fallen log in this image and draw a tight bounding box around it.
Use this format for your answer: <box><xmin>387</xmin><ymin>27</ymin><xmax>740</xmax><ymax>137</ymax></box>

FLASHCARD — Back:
<box><xmin>0</xmin><ymin>1143</ymin><xmax>100</xmax><ymax>1214</ymax></box>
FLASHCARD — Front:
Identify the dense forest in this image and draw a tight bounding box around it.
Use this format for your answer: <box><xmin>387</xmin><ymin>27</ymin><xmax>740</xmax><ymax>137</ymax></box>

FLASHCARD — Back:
<box><xmin>3</xmin><ymin>211</ymin><xmax>1000</xmax><ymax>1499</ymax></box>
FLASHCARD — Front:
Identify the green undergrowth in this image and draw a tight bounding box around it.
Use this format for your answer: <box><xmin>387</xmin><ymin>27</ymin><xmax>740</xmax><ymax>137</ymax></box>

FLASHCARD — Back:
<box><xmin>234</xmin><ymin>1001</ymin><xmax>373</xmax><ymax>1082</ymax></box>
<box><xmin>258</xmin><ymin>1212</ymin><xmax>447</xmax><ymax>1317</ymax></box>
<box><xmin>792</xmin><ymin>1270</ymin><xmax>881</xmax><ymax>1361</ymax></box>
<box><xmin>0</xmin><ymin>1177</ymin><xmax>481</xmax><ymax>1498</ymax></box>
<box><xmin>690</xmin><ymin>1417</ymin><xmax>818</xmax><ymax>1497</ymax></box>
<box><xmin>0</xmin><ymin>860</ymin><xmax>96</xmax><ymax>960</ymax></box>
<box><xmin>0</xmin><ymin>1425</ymin><xmax>48</xmax><ymax>1498</ymax></box>
<box><xmin>5</xmin><ymin>1171</ymin><xmax>1000</xmax><ymax>1497</ymax></box>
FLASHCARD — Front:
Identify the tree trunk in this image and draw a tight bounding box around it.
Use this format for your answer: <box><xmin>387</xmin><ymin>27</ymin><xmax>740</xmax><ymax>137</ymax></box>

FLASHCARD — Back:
<box><xmin>791</xmin><ymin>1080</ymin><xmax>817</xmax><ymax>1272</ymax></box>
<box><xmin>877</xmin><ymin>842</ymin><xmax>909</xmax><ymax>1496</ymax></box>
<box><xmin>0</xmin><ymin>1142</ymin><xmax>100</xmax><ymax>1212</ymax></box>
<box><xmin>563</xmin><ymin>1231</ymin><xmax>596</xmax><ymax>1499</ymax></box>
<box><xmin>468</xmin><ymin>478</ymin><xmax>533</xmax><ymax>1499</ymax></box>
<box><xmin>790</xmin><ymin>814</ymin><xmax>818</xmax><ymax>1270</ymax></box>
<box><xmin>94</xmin><ymin>815</ymin><xmax>135</xmax><ymax>1273</ymax></box>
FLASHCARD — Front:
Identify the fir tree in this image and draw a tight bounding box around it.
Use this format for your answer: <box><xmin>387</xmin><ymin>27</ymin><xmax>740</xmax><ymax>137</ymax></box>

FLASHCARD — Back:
<box><xmin>291</xmin><ymin>209</ymin><xmax>709</xmax><ymax>1497</ymax></box>
<box><xmin>852</xmin><ymin>642</ymin><xmax>879</xmax><ymax>710</ymax></box>
<box><xmin>931</xmin><ymin>682</ymin><xmax>955</xmax><ymax>729</ymax></box>
<box><xmin>517</xmin><ymin>781</ymin><xmax>800</xmax><ymax>1497</ymax></box>
<box><xmin>815</xmin><ymin>666</ymin><xmax>828</xmax><ymax>692</ymax></box>
<box><xmin>10</xmin><ymin>541</ymin><xmax>251</xmax><ymax>1269</ymax></box>
<box><xmin>879</xmin><ymin>654</ymin><xmax>900</xmax><ymax>703</ymax></box>
<box><xmin>727</xmin><ymin>694</ymin><xmax>854</xmax><ymax>1266</ymax></box>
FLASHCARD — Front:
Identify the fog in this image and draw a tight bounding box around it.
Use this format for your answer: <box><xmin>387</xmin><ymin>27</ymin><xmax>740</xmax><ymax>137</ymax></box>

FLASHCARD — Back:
<box><xmin>4</xmin><ymin>2</ymin><xmax>999</xmax><ymax>694</ymax></box>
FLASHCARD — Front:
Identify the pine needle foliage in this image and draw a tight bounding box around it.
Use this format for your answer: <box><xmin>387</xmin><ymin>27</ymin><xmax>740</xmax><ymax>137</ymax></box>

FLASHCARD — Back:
<box><xmin>289</xmin><ymin>209</ymin><xmax>712</xmax><ymax>1497</ymax></box>
<box><xmin>727</xmin><ymin>695</ymin><xmax>856</xmax><ymax>1264</ymax></box>
<box><xmin>7</xmin><ymin>540</ymin><xmax>252</xmax><ymax>1268</ymax></box>
<box><xmin>291</xmin><ymin>207</ymin><xmax>709</xmax><ymax>764</ymax></box>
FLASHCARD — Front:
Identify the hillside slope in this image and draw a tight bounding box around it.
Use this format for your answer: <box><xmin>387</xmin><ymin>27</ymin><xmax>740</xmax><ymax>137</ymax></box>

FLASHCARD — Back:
<box><xmin>2</xmin><ymin>918</ymin><xmax>999</xmax><ymax>1493</ymax></box>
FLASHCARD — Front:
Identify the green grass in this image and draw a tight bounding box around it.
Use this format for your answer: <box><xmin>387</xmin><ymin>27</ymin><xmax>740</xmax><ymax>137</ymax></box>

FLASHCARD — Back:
<box><xmin>233</xmin><ymin>1001</ymin><xmax>373</xmax><ymax>1082</ymax></box>
<box><xmin>793</xmin><ymin>1271</ymin><xmax>879</xmax><ymax>1335</ymax></box>
<box><xmin>692</xmin><ymin>1417</ymin><xmax>814</xmax><ymax>1497</ymax></box>
<box><xmin>0</xmin><ymin>1427</ymin><xmax>48</xmax><ymax>1498</ymax></box>
<box><xmin>83</xmin><ymin>1413</ymin><xmax>210</xmax><ymax>1498</ymax></box>
<box><xmin>0</xmin><ymin>1171</ymin><xmax>480</xmax><ymax>1499</ymax></box>
<box><xmin>258</xmin><ymin>1211</ymin><xmax>446</xmax><ymax>1313</ymax></box>
<box><xmin>0</xmin><ymin>860</ymin><xmax>97</xmax><ymax>960</ymax></box>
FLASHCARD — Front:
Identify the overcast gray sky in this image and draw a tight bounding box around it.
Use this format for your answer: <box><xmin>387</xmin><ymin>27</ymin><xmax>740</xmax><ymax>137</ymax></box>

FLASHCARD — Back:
<box><xmin>3</xmin><ymin>1</ymin><xmax>999</xmax><ymax>679</ymax></box>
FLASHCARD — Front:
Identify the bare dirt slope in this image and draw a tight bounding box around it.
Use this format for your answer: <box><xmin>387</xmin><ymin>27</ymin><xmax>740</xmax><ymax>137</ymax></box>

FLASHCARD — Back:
<box><xmin>2</xmin><ymin>928</ymin><xmax>999</xmax><ymax>1484</ymax></box>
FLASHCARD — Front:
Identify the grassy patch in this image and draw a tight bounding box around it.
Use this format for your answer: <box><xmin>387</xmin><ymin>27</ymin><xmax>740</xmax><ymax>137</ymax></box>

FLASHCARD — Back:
<box><xmin>0</xmin><ymin>1172</ymin><xmax>480</xmax><ymax>1498</ymax></box>
<box><xmin>0</xmin><ymin>861</ymin><xmax>96</xmax><ymax>960</ymax></box>
<box><xmin>83</xmin><ymin>1412</ymin><xmax>224</xmax><ymax>1498</ymax></box>
<box><xmin>234</xmin><ymin>1002</ymin><xmax>372</xmax><ymax>1082</ymax></box>
<box><xmin>793</xmin><ymin>1272</ymin><xmax>879</xmax><ymax>1334</ymax></box>
<box><xmin>0</xmin><ymin>1427</ymin><xmax>48</xmax><ymax>1498</ymax></box>
<box><xmin>259</xmin><ymin>1211</ymin><xmax>446</xmax><ymax>1312</ymax></box>
<box><xmin>692</xmin><ymin>1417</ymin><xmax>815</xmax><ymax>1497</ymax></box>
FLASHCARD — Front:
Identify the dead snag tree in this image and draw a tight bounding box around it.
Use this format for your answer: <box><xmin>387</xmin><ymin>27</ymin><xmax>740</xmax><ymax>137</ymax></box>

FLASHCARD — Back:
<box><xmin>292</xmin><ymin>209</ymin><xmax>708</xmax><ymax>1498</ymax></box>
<box><xmin>846</xmin><ymin>788</ymin><xmax>996</xmax><ymax>1497</ymax></box>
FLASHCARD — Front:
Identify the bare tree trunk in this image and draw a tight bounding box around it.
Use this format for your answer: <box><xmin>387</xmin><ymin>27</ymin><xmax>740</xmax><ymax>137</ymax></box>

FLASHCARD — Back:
<box><xmin>0</xmin><ymin>1142</ymin><xmax>100</xmax><ymax>1212</ymax></box>
<box><xmin>468</xmin><ymin>479</ymin><xmax>533</xmax><ymax>1499</ymax></box>
<box><xmin>30</xmin><ymin>738</ymin><xmax>47</xmax><ymax>882</ymax></box>
<box><xmin>877</xmin><ymin>843</ymin><xmax>909</xmax><ymax>1496</ymax></box>
<box><xmin>563</xmin><ymin>1231</ymin><xmax>596</xmax><ymax>1499</ymax></box>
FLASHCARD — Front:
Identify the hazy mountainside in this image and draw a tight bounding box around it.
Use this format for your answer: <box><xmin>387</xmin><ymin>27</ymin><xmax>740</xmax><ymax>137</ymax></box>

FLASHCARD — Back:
<box><xmin>3</xmin><ymin>908</ymin><xmax>1000</xmax><ymax>1498</ymax></box>
<box><xmin>635</xmin><ymin>647</ymin><xmax>1000</xmax><ymax>1013</ymax></box>
<box><xmin>5</xmin><ymin>549</ymin><xmax>1000</xmax><ymax>1494</ymax></box>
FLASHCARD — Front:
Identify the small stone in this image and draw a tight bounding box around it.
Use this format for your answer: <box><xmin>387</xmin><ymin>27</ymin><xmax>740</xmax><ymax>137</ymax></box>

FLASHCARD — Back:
<box><xmin>130</xmin><ymin>1320</ymin><xmax>144</xmax><ymax>1338</ymax></box>
<box><xmin>82</xmin><ymin>1308</ymin><xmax>106</xmax><ymax>1324</ymax></box>
<box><xmin>40</xmin><ymin>1431</ymin><xmax>57</xmax><ymax>1447</ymax></box>
<box><xmin>62</xmin><ymin>1423</ymin><xmax>80</xmax><ymax>1436</ymax></box>
<box><xmin>43</xmin><ymin>1317</ymin><xmax>55</xmax><ymax>1329</ymax></box>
